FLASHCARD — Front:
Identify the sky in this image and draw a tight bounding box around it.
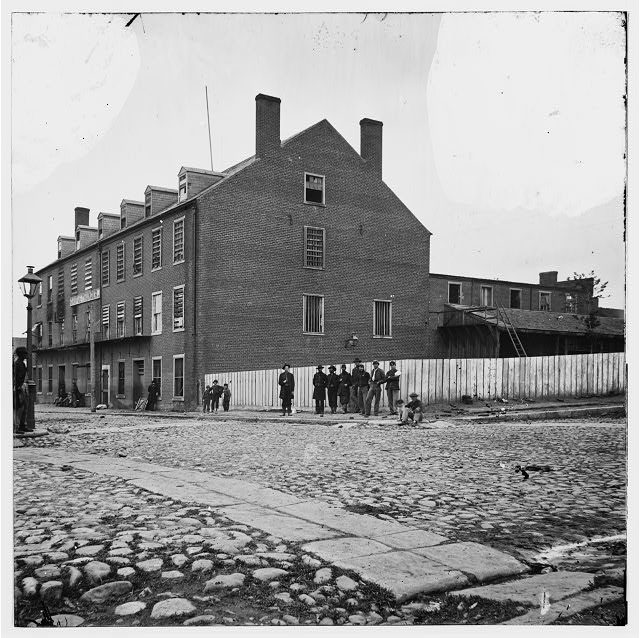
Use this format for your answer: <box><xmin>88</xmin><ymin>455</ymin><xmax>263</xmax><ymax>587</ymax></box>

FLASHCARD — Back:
<box><xmin>10</xmin><ymin>11</ymin><xmax>627</xmax><ymax>336</ymax></box>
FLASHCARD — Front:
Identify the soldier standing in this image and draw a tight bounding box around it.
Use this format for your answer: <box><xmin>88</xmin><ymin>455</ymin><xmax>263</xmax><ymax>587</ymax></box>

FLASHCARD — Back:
<box><xmin>349</xmin><ymin>358</ymin><xmax>361</xmax><ymax>413</ymax></box>
<box><xmin>357</xmin><ymin>363</ymin><xmax>370</xmax><ymax>415</ymax></box>
<box><xmin>382</xmin><ymin>361</ymin><xmax>401</xmax><ymax>415</ymax></box>
<box><xmin>312</xmin><ymin>365</ymin><xmax>328</xmax><ymax>415</ymax></box>
<box><xmin>278</xmin><ymin>364</ymin><xmax>295</xmax><ymax>416</ymax></box>
<box><xmin>326</xmin><ymin>365</ymin><xmax>340</xmax><ymax>414</ymax></box>
<box><xmin>337</xmin><ymin>364</ymin><xmax>352</xmax><ymax>413</ymax></box>
<box><xmin>365</xmin><ymin>360</ymin><xmax>385</xmax><ymax>416</ymax></box>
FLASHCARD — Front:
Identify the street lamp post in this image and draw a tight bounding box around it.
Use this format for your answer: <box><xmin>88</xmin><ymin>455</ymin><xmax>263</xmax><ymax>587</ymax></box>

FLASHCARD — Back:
<box><xmin>18</xmin><ymin>266</ymin><xmax>42</xmax><ymax>432</ymax></box>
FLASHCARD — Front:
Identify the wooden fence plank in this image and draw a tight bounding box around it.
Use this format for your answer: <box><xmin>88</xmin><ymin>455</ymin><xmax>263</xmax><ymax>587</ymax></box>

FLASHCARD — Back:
<box><xmin>426</xmin><ymin>359</ymin><xmax>436</xmax><ymax>404</ymax></box>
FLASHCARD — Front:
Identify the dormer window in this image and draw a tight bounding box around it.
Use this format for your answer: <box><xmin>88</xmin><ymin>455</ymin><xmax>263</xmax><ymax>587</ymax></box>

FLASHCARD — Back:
<box><xmin>304</xmin><ymin>173</ymin><xmax>325</xmax><ymax>205</ymax></box>
<box><xmin>57</xmin><ymin>240</ymin><xmax>62</xmax><ymax>259</ymax></box>
<box><xmin>120</xmin><ymin>215</ymin><xmax>127</xmax><ymax>229</ymax></box>
<box><xmin>144</xmin><ymin>191</ymin><xmax>152</xmax><ymax>218</ymax></box>
<box><xmin>98</xmin><ymin>218</ymin><xmax>103</xmax><ymax>239</ymax></box>
<box><xmin>178</xmin><ymin>174</ymin><xmax>187</xmax><ymax>202</ymax></box>
<box><xmin>75</xmin><ymin>230</ymin><xmax>80</xmax><ymax>251</ymax></box>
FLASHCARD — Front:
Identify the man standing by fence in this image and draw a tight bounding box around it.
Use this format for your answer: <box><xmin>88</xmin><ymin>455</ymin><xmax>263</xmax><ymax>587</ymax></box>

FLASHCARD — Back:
<box><xmin>313</xmin><ymin>365</ymin><xmax>328</xmax><ymax>415</ymax></box>
<box><xmin>349</xmin><ymin>358</ymin><xmax>361</xmax><ymax>413</ymax></box>
<box><xmin>357</xmin><ymin>363</ymin><xmax>370</xmax><ymax>415</ymax></box>
<box><xmin>338</xmin><ymin>364</ymin><xmax>352</xmax><ymax>413</ymax></box>
<box><xmin>365</xmin><ymin>360</ymin><xmax>385</xmax><ymax>416</ymax></box>
<box><xmin>278</xmin><ymin>364</ymin><xmax>295</xmax><ymax>416</ymax></box>
<box><xmin>383</xmin><ymin>361</ymin><xmax>401</xmax><ymax>415</ymax></box>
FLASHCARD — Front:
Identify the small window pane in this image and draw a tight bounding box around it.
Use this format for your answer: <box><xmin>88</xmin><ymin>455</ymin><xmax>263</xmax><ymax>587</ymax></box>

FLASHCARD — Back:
<box><xmin>303</xmin><ymin>294</ymin><xmax>324</xmax><ymax>334</ymax></box>
<box><xmin>152</xmin><ymin>228</ymin><xmax>162</xmax><ymax>269</ymax></box>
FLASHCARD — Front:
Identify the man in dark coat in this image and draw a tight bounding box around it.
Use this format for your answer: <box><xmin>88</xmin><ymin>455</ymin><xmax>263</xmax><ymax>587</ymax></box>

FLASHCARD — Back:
<box><xmin>210</xmin><ymin>380</ymin><xmax>224</xmax><ymax>412</ymax></box>
<box><xmin>326</xmin><ymin>365</ymin><xmax>340</xmax><ymax>414</ymax></box>
<box><xmin>278</xmin><ymin>364</ymin><xmax>295</xmax><ymax>416</ymax></box>
<box><xmin>349</xmin><ymin>358</ymin><xmax>361</xmax><ymax>413</ymax></box>
<box><xmin>146</xmin><ymin>380</ymin><xmax>159</xmax><ymax>411</ymax></box>
<box><xmin>202</xmin><ymin>385</ymin><xmax>212</xmax><ymax>413</ymax></box>
<box><xmin>337</xmin><ymin>364</ymin><xmax>352</xmax><ymax>413</ymax></box>
<box><xmin>313</xmin><ymin>365</ymin><xmax>328</xmax><ymax>415</ymax></box>
<box><xmin>365</xmin><ymin>360</ymin><xmax>385</xmax><ymax>417</ymax></box>
<box><xmin>382</xmin><ymin>361</ymin><xmax>401</xmax><ymax>414</ymax></box>
<box><xmin>13</xmin><ymin>347</ymin><xmax>28</xmax><ymax>432</ymax></box>
<box><xmin>357</xmin><ymin>363</ymin><xmax>370</xmax><ymax>415</ymax></box>
<box><xmin>401</xmin><ymin>392</ymin><xmax>424</xmax><ymax>424</ymax></box>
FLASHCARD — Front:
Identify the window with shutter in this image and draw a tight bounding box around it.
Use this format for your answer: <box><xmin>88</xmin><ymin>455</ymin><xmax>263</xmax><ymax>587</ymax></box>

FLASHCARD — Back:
<box><xmin>173</xmin><ymin>218</ymin><xmax>185</xmax><ymax>263</ymax></box>
<box><xmin>304</xmin><ymin>173</ymin><xmax>325</xmax><ymax>204</ymax></box>
<box><xmin>101</xmin><ymin>250</ymin><xmax>110</xmax><ymax>286</ymax></box>
<box><xmin>70</xmin><ymin>263</ymin><xmax>78</xmax><ymax>295</ymax></box>
<box><xmin>84</xmin><ymin>259</ymin><xmax>93</xmax><ymax>290</ymax></box>
<box><xmin>116</xmin><ymin>302</ymin><xmax>125</xmax><ymax>338</ymax></box>
<box><xmin>102</xmin><ymin>305</ymin><xmax>110</xmax><ymax>340</ymax></box>
<box><xmin>133</xmin><ymin>237</ymin><xmax>143</xmax><ymax>276</ymax></box>
<box><xmin>133</xmin><ymin>296</ymin><xmax>143</xmax><ymax>335</ymax></box>
<box><xmin>152</xmin><ymin>228</ymin><xmax>162</xmax><ymax>270</ymax></box>
<box><xmin>116</xmin><ymin>244</ymin><xmax>125</xmax><ymax>282</ymax></box>
<box><xmin>173</xmin><ymin>286</ymin><xmax>185</xmax><ymax>331</ymax></box>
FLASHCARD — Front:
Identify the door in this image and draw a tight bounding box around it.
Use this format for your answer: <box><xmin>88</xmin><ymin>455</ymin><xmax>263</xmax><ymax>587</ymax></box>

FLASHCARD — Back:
<box><xmin>58</xmin><ymin>365</ymin><xmax>66</xmax><ymax>396</ymax></box>
<box><xmin>101</xmin><ymin>365</ymin><xmax>110</xmax><ymax>406</ymax></box>
<box><xmin>133</xmin><ymin>359</ymin><xmax>145</xmax><ymax>403</ymax></box>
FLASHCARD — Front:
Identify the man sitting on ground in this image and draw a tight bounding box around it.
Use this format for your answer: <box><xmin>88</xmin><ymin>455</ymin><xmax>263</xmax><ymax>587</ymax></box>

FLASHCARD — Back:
<box><xmin>400</xmin><ymin>392</ymin><xmax>424</xmax><ymax>425</ymax></box>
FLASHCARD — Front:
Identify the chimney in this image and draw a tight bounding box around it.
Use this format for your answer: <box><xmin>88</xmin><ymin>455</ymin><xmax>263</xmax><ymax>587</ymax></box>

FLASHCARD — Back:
<box><xmin>120</xmin><ymin>200</ymin><xmax>145</xmax><ymax>229</ymax></box>
<box><xmin>539</xmin><ymin>271</ymin><xmax>558</xmax><ymax>286</ymax></box>
<box><xmin>255</xmin><ymin>94</ymin><xmax>281</xmax><ymax>158</ymax></box>
<box><xmin>74</xmin><ymin>206</ymin><xmax>90</xmax><ymax>229</ymax></box>
<box><xmin>360</xmin><ymin>118</ymin><xmax>383</xmax><ymax>179</ymax></box>
<box><xmin>98</xmin><ymin>212</ymin><xmax>121</xmax><ymax>239</ymax></box>
<box><xmin>57</xmin><ymin>236</ymin><xmax>75</xmax><ymax>259</ymax></box>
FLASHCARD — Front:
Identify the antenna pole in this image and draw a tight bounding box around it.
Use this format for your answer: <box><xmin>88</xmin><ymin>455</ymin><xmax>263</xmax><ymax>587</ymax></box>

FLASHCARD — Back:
<box><xmin>205</xmin><ymin>86</ymin><xmax>213</xmax><ymax>171</ymax></box>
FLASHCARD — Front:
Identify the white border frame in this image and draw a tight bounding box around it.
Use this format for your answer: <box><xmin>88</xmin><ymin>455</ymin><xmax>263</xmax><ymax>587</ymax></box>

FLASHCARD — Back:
<box><xmin>303</xmin><ymin>171</ymin><xmax>326</xmax><ymax>206</ymax></box>
<box><xmin>151</xmin><ymin>290</ymin><xmax>163</xmax><ymax>335</ymax></box>
<box><xmin>373</xmin><ymin>298</ymin><xmax>393</xmax><ymax>339</ymax></box>
<box><xmin>173</xmin><ymin>353</ymin><xmax>185</xmax><ymax>401</ymax></box>
<box><xmin>302</xmin><ymin>293</ymin><xmax>325</xmax><ymax>335</ymax></box>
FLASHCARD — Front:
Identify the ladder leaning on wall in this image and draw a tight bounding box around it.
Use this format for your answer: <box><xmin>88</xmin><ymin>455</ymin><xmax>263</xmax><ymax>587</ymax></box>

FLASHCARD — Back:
<box><xmin>496</xmin><ymin>305</ymin><xmax>528</xmax><ymax>357</ymax></box>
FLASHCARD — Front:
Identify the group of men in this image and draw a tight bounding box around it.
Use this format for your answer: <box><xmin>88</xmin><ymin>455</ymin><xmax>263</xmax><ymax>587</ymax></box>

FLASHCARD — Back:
<box><xmin>202</xmin><ymin>380</ymin><xmax>231</xmax><ymax>413</ymax></box>
<box><xmin>278</xmin><ymin>359</ymin><xmax>424</xmax><ymax>423</ymax></box>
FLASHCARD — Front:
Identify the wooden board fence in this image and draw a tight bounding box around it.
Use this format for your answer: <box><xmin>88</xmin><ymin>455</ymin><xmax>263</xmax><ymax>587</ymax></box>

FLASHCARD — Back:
<box><xmin>205</xmin><ymin>352</ymin><xmax>626</xmax><ymax>410</ymax></box>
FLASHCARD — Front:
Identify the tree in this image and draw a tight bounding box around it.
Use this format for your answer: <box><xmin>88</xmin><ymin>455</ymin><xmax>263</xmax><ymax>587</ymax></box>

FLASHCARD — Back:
<box><xmin>568</xmin><ymin>270</ymin><xmax>610</xmax><ymax>299</ymax></box>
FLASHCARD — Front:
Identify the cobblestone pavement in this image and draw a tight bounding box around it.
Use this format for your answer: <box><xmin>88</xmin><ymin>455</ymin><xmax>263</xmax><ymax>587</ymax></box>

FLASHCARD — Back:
<box><xmin>23</xmin><ymin>412</ymin><xmax>626</xmax><ymax>557</ymax></box>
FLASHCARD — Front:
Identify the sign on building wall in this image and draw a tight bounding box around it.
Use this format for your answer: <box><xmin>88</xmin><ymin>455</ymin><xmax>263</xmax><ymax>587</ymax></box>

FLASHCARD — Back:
<box><xmin>70</xmin><ymin>288</ymin><xmax>100</xmax><ymax>306</ymax></box>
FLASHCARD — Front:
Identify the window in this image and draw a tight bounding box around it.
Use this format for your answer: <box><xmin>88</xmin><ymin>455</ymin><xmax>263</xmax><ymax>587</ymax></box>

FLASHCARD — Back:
<box><xmin>57</xmin><ymin>270</ymin><xmax>64</xmax><ymax>298</ymax></box>
<box><xmin>117</xmin><ymin>361</ymin><xmax>125</xmax><ymax>396</ymax></box>
<box><xmin>144</xmin><ymin>191</ymin><xmax>151</xmax><ymax>217</ymax></box>
<box><xmin>373</xmin><ymin>300</ymin><xmax>392</xmax><ymax>338</ymax></box>
<box><xmin>152</xmin><ymin>357</ymin><xmax>162</xmax><ymax>399</ymax></box>
<box><xmin>565</xmin><ymin>293</ymin><xmax>577</xmax><ymax>313</ymax></box>
<box><xmin>70</xmin><ymin>264</ymin><xmax>78</xmax><ymax>296</ymax></box>
<box><xmin>178</xmin><ymin>174</ymin><xmax>187</xmax><ymax>202</ymax></box>
<box><xmin>59</xmin><ymin>319</ymin><xmax>65</xmax><ymax>345</ymax></box>
<box><xmin>152</xmin><ymin>227</ymin><xmax>162</xmax><ymax>270</ymax></box>
<box><xmin>173</xmin><ymin>218</ymin><xmax>185</xmax><ymax>263</ymax></box>
<box><xmin>37</xmin><ymin>282</ymin><xmax>42</xmax><ymax>306</ymax></box>
<box><xmin>47</xmin><ymin>275</ymin><xmax>53</xmax><ymax>300</ymax></box>
<box><xmin>510</xmin><ymin>289</ymin><xmax>522</xmax><ymax>309</ymax></box>
<box><xmin>303</xmin><ymin>294</ymin><xmax>324</xmax><ymax>334</ymax></box>
<box><xmin>133</xmin><ymin>296</ymin><xmax>143</xmax><ymax>335</ymax></box>
<box><xmin>57</xmin><ymin>240</ymin><xmax>62</xmax><ymax>259</ymax></box>
<box><xmin>85</xmin><ymin>310</ymin><xmax>91</xmax><ymax>341</ymax></box>
<box><xmin>120</xmin><ymin>214</ymin><xmax>127</xmax><ymax>229</ymax></box>
<box><xmin>151</xmin><ymin>292</ymin><xmax>163</xmax><ymax>334</ymax></box>
<box><xmin>304</xmin><ymin>226</ymin><xmax>325</xmax><ymax>269</ymax></box>
<box><xmin>72</xmin><ymin>310</ymin><xmax>78</xmax><ymax>343</ymax></box>
<box><xmin>116</xmin><ymin>302</ymin><xmax>125</xmax><ymax>338</ymax></box>
<box><xmin>84</xmin><ymin>258</ymin><xmax>93</xmax><ymax>290</ymax></box>
<box><xmin>173</xmin><ymin>355</ymin><xmax>184</xmax><ymax>399</ymax></box>
<box><xmin>481</xmin><ymin>285</ymin><xmax>493</xmax><ymax>307</ymax></box>
<box><xmin>37</xmin><ymin>366</ymin><xmax>43</xmax><ymax>393</ymax></box>
<box><xmin>539</xmin><ymin>291</ymin><xmax>551</xmax><ymax>312</ymax></box>
<box><xmin>304</xmin><ymin>173</ymin><xmax>325</xmax><ymax>204</ymax></box>
<box><xmin>116</xmin><ymin>244</ymin><xmax>125</xmax><ymax>282</ymax></box>
<box><xmin>47</xmin><ymin>366</ymin><xmax>53</xmax><ymax>393</ymax></box>
<box><xmin>102</xmin><ymin>305</ymin><xmax>110</xmax><ymax>340</ymax></box>
<box><xmin>48</xmin><ymin>321</ymin><xmax>53</xmax><ymax>347</ymax></box>
<box><xmin>101</xmin><ymin>250</ymin><xmax>110</xmax><ymax>286</ymax></box>
<box><xmin>448</xmin><ymin>282</ymin><xmax>462</xmax><ymax>304</ymax></box>
<box><xmin>133</xmin><ymin>237</ymin><xmax>143</xmax><ymax>276</ymax></box>
<box><xmin>98</xmin><ymin>218</ymin><xmax>103</xmax><ymax>238</ymax></box>
<box><xmin>173</xmin><ymin>286</ymin><xmax>185</xmax><ymax>331</ymax></box>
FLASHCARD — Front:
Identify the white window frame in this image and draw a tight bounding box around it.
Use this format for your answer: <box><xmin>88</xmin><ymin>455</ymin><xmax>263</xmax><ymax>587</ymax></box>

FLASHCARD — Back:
<box><xmin>116</xmin><ymin>243</ymin><xmax>125</xmax><ymax>282</ymax></box>
<box><xmin>173</xmin><ymin>285</ymin><xmax>185</xmax><ymax>332</ymax></box>
<box><xmin>448</xmin><ymin>281</ymin><xmax>462</xmax><ymax>304</ymax></box>
<box><xmin>539</xmin><ymin>291</ymin><xmax>551</xmax><ymax>312</ymax></box>
<box><xmin>116</xmin><ymin>301</ymin><xmax>126</xmax><ymax>338</ymax></box>
<box><xmin>303</xmin><ymin>226</ymin><xmax>326</xmax><ymax>270</ymax></box>
<box><xmin>302</xmin><ymin>293</ymin><xmax>325</xmax><ymax>335</ymax></box>
<box><xmin>133</xmin><ymin>235</ymin><xmax>143</xmax><ymax>277</ymax></box>
<box><xmin>133</xmin><ymin>296</ymin><xmax>143</xmax><ymax>336</ymax></box>
<box><xmin>178</xmin><ymin>174</ymin><xmax>187</xmax><ymax>202</ymax></box>
<box><xmin>152</xmin><ymin>356</ymin><xmax>162</xmax><ymax>400</ymax></box>
<box><xmin>173</xmin><ymin>354</ymin><xmax>185</xmax><ymax>400</ymax></box>
<box><xmin>480</xmin><ymin>285</ymin><xmax>493</xmax><ymax>307</ymax></box>
<box><xmin>373</xmin><ymin>299</ymin><xmax>393</xmax><ymax>339</ymax></box>
<box><xmin>151</xmin><ymin>291</ymin><xmax>163</xmax><ymax>335</ymax></box>
<box><xmin>510</xmin><ymin>288</ymin><xmax>522</xmax><ymax>309</ymax></box>
<box><xmin>304</xmin><ymin>172</ymin><xmax>326</xmax><ymax>206</ymax></box>
<box><xmin>173</xmin><ymin>216</ymin><xmax>185</xmax><ymax>264</ymax></box>
<box><xmin>47</xmin><ymin>275</ymin><xmax>53</xmax><ymax>300</ymax></box>
<box><xmin>151</xmin><ymin>226</ymin><xmax>163</xmax><ymax>271</ymax></box>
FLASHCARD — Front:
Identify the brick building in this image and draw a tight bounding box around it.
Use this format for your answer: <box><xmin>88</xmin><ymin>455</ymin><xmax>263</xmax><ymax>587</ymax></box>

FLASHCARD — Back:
<box><xmin>429</xmin><ymin>272</ymin><xmax>624</xmax><ymax>358</ymax></box>
<box><xmin>30</xmin><ymin>94</ymin><xmax>432</xmax><ymax>411</ymax></box>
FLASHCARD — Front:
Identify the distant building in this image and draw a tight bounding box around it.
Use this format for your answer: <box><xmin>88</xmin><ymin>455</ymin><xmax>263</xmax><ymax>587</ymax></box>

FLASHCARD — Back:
<box><xmin>30</xmin><ymin>94</ymin><xmax>432</xmax><ymax>411</ymax></box>
<box><xmin>430</xmin><ymin>271</ymin><xmax>624</xmax><ymax>358</ymax></box>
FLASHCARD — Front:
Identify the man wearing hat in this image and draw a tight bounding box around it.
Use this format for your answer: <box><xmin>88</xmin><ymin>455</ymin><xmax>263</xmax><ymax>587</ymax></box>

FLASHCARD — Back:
<box><xmin>357</xmin><ymin>363</ymin><xmax>370</xmax><ymax>415</ymax></box>
<box><xmin>382</xmin><ymin>361</ymin><xmax>401</xmax><ymax>415</ymax></box>
<box><xmin>338</xmin><ymin>364</ymin><xmax>352</xmax><ymax>413</ymax></box>
<box><xmin>312</xmin><ymin>365</ymin><xmax>328</xmax><ymax>415</ymax></box>
<box><xmin>401</xmin><ymin>392</ymin><xmax>424</xmax><ymax>425</ymax></box>
<box><xmin>278</xmin><ymin>364</ymin><xmax>295</xmax><ymax>416</ymax></box>
<box><xmin>349</xmin><ymin>358</ymin><xmax>361</xmax><ymax>413</ymax></box>
<box><xmin>13</xmin><ymin>346</ymin><xmax>28</xmax><ymax>432</ymax></box>
<box><xmin>326</xmin><ymin>365</ymin><xmax>340</xmax><ymax>414</ymax></box>
<box><xmin>365</xmin><ymin>360</ymin><xmax>385</xmax><ymax>417</ymax></box>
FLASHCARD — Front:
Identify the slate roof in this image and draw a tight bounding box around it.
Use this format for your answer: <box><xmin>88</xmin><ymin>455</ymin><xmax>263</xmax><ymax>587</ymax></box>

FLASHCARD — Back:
<box><xmin>445</xmin><ymin>304</ymin><xmax>624</xmax><ymax>337</ymax></box>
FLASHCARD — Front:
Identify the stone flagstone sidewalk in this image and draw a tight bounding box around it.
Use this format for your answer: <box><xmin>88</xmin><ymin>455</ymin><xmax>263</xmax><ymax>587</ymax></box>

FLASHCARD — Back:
<box><xmin>15</xmin><ymin>447</ymin><xmax>530</xmax><ymax>602</ymax></box>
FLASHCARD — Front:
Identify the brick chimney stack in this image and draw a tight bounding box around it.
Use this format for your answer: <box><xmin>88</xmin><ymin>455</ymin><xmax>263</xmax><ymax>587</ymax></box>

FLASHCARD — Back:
<box><xmin>360</xmin><ymin>118</ymin><xmax>383</xmax><ymax>179</ymax></box>
<box><xmin>539</xmin><ymin>271</ymin><xmax>558</xmax><ymax>286</ymax></box>
<box><xmin>74</xmin><ymin>206</ymin><xmax>90</xmax><ymax>229</ymax></box>
<box><xmin>255</xmin><ymin>94</ymin><xmax>281</xmax><ymax>158</ymax></box>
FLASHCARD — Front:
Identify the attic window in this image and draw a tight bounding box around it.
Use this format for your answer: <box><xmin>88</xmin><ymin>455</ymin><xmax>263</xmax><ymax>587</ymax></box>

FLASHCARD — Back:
<box><xmin>144</xmin><ymin>191</ymin><xmax>151</xmax><ymax>217</ymax></box>
<box><xmin>98</xmin><ymin>218</ymin><xmax>103</xmax><ymax>238</ymax></box>
<box><xmin>510</xmin><ymin>288</ymin><xmax>522</xmax><ymax>309</ymax></box>
<box><xmin>178</xmin><ymin>174</ymin><xmax>187</xmax><ymax>202</ymax></box>
<box><xmin>304</xmin><ymin>173</ymin><xmax>325</xmax><ymax>205</ymax></box>
<box><xmin>120</xmin><ymin>215</ymin><xmax>126</xmax><ymax>229</ymax></box>
<box><xmin>448</xmin><ymin>283</ymin><xmax>462</xmax><ymax>304</ymax></box>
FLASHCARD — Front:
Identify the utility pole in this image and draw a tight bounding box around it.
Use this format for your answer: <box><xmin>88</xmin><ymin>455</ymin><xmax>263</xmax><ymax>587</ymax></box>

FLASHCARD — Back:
<box><xmin>205</xmin><ymin>85</ymin><xmax>213</xmax><ymax>171</ymax></box>
<box><xmin>89</xmin><ymin>302</ymin><xmax>96</xmax><ymax>412</ymax></box>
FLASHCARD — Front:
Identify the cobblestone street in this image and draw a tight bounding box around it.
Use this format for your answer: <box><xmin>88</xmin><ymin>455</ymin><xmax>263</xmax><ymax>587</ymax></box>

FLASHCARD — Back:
<box><xmin>13</xmin><ymin>410</ymin><xmax>627</xmax><ymax>627</ymax></box>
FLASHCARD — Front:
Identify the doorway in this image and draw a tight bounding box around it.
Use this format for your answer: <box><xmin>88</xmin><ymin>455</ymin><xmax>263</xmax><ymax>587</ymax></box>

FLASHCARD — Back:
<box><xmin>132</xmin><ymin>359</ymin><xmax>145</xmax><ymax>403</ymax></box>
<box><xmin>58</xmin><ymin>365</ymin><xmax>66</xmax><ymax>396</ymax></box>
<box><xmin>101</xmin><ymin>365</ymin><xmax>110</xmax><ymax>406</ymax></box>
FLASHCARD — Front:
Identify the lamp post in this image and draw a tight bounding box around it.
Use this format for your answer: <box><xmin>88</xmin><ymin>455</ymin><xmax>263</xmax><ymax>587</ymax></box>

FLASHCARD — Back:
<box><xmin>18</xmin><ymin>266</ymin><xmax>42</xmax><ymax>432</ymax></box>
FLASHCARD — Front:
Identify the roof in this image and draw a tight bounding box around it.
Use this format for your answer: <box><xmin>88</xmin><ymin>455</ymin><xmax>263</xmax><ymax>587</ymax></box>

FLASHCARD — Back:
<box><xmin>179</xmin><ymin>166</ymin><xmax>225</xmax><ymax>177</ymax></box>
<box><xmin>445</xmin><ymin>304</ymin><xmax>624</xmax><ymax>337</ymax></box>
<box><xmin>98</xmin><ymin>212</ymin><xmax>120</xmax><ymax>218</ymax></box>
<box><xmin>121</xmin><ymin>199</ymin><xmax>144</xmax><ymax>206</ymax></box>
<box><xmin>146</xmin><ymin>185</ymin><xmax>178</xmax><ymax>194</ymax></box>
<box><xmin>431</xmin><ymin>272</ymin><xmax>590</xmax><ymax>293</ymax></box>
